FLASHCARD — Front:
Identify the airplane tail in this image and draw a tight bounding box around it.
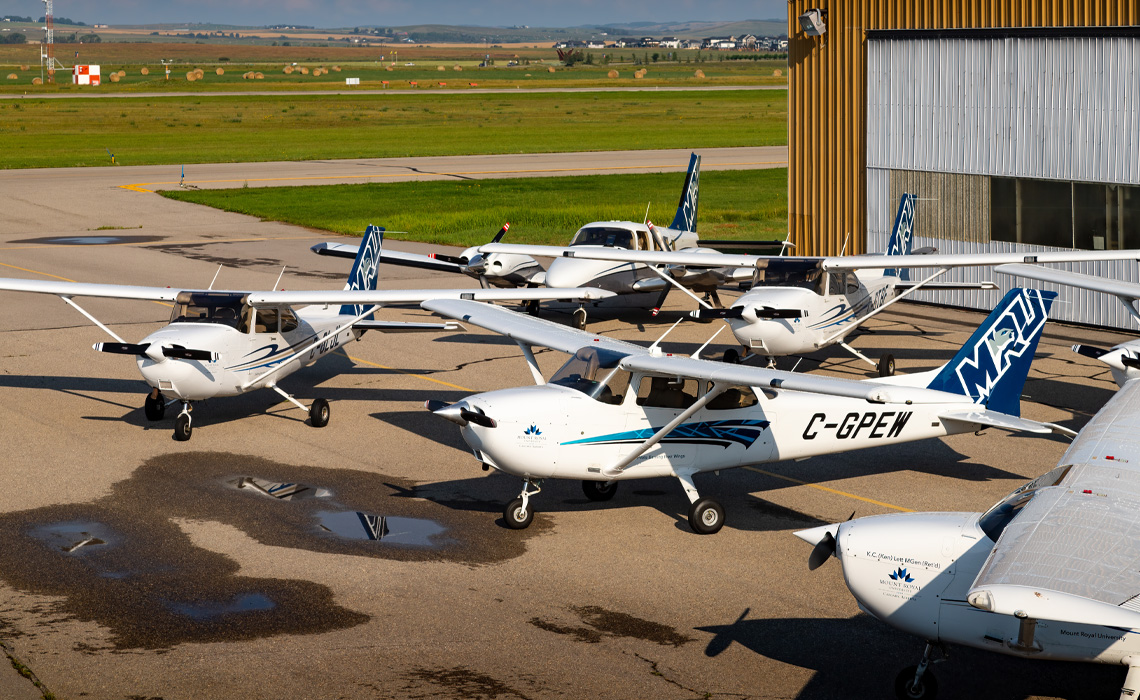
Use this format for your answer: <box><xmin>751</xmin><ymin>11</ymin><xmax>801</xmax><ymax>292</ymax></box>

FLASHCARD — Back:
<box><xmin>340</xmin><ymin>224</ymin><xmax>383</xmax><ymax>316</ymax></box>
<box><xmin>883</xmin><ymin>193</ymin><xmax>917</xmax><ymax>280</ymax></box>
<box><xmin>923</xmin><ymin>288</ymin><xmax>1057</xmax><ymax>416</ymax></box>
<box><xmin>668</xmin><ymin>152</ymin><xmax>701</xmax><ymax>233</ymax></box>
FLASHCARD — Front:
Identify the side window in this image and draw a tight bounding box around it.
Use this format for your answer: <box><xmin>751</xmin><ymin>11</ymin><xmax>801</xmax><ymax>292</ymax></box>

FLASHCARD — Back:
<box><xmin>847</xmin><ymin>277</ymin><xmax>860</xmax><ymax>294</ymax></box>
<box><xmin>635</xmin><ymin>231</ymin><xmax>649</xmax><ymax>251</ymax></box>
<box><xmin>592</xmin><ymin>369</ymin><xmax>631</xmax><ymax>405</ymax></box>
<box><xmin>238</xmin><ymin>306</ymin><xmax>255</xmax><ymax>334</ymax></box>
<box><xmin>707</xmin><ymin>385</ymin><xmax>760</xmax><ymax>410</ymax></box>
<box><xmin>279</xmin><ymin>308</ymin><xmax>299</xmax><ymax>333</ymax></box>
<box><xmin>636</xmin><ymin>376</ymin><xmax>698</xmax><ymax>409</ymax></box>
<box><xmin>254</xmin><ymin>308</ymin><xmax>280</xmax><ymax>333</ymax></box>
<box><xmin>828</xmin><ymin>272</ymin><xmax>846</xmax><ymax>295</ymax></box>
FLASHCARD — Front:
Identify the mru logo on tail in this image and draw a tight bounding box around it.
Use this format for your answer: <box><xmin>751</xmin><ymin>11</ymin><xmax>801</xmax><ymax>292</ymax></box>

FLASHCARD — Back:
<box><xmin>950</xmin><ymin>290</ymin><xmax>1050</xmax><ymax>404</ymax></box>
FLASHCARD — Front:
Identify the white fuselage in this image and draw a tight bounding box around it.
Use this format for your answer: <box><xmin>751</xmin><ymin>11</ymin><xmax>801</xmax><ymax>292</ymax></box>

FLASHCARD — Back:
<box><xmin>136</xmin><ymin>308</ymin><xmax>359</xmax><ymax>401</ymax></box>
<box><xmin>453</xmin><ymin>378</ymin><xmax>980</xmax><ymax>483</ymax></box>
<box><xmin>834</xmin><ymin>511</ymin><xmax>1140</xmax><ymax>665</ymax></box>
<box><xmin>727</xmin><ymin>268</ymin><xmax>896</xmax><ymax>356</ymax></box>
<box><xmin>544</xmin><ymin>222</ymin><xmax>700</xmax><ymax>296</ymax></box>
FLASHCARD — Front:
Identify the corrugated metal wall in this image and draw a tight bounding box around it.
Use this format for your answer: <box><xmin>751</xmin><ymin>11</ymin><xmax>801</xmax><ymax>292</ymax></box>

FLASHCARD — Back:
<box><xmin>787</xmin><ymin>0</ymin><xmax>1140</xmax><ymax>256</ymax></box>
<box><xmin>865</xmin><ymin>33</ymin><xmax>1140</xmax><ymax>328</ymax></box>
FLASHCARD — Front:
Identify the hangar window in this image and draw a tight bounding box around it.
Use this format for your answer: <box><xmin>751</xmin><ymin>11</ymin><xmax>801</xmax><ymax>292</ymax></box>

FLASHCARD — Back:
<box><xmin>991</xmin><ymin>178</ymin><xmax>1140</xmax><ymax>250</ymax></box>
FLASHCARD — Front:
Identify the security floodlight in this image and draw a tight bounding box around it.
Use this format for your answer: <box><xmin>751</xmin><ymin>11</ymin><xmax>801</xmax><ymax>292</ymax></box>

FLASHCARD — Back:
<box><xmin>799</xmin><ymin>8</ymin><xmax>826</xmax><ymax>36</ymax></box>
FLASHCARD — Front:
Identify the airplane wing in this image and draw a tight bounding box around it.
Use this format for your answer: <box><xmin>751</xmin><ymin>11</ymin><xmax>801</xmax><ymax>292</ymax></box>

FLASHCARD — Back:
<box><xmin>0</xmin><ymin>277</ymin><xmax>182</xmax><ymax>302</ymax></box>
<box><xmin>312</xmin><ymin>241</ymin><xmax>465</xmax><ymax>274</ymax></box>
<box><xmin>423</xmin><ymin>298</ymin><xmax>969</xmax><ymax>405</ymax></box>
<box><xmin>995</xmin><ymin>263</ymin><xmax>1140</xmax><ymax>299</ymax></box>
<box><xmin>480</xmin><ymin>243</ymin><xmax>758</xmax><ymax>268</ymax></box>
<box><xmin>967</xmin><ymin>379</ymin><xmax>1140</xmax><ymax>629</ymax></box>
<box><xmin>246</xmin><ymin>287</ymin><xmax>613</xmax><ymax>308</ymax></box>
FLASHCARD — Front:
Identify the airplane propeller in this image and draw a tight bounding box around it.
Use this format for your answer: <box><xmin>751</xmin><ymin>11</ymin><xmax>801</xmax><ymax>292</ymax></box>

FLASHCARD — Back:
<box><xmin>425</xmin><ymin>399</ymin><xmax>498</xmax><ymax>428</ymax></box>
<box><xmin>94</xmin><ymin>342</ymin><xmax>218</xmax><ymax>362</ymax></box>
<box><xmin>807</xmin><ymin>531</ymin><xmax>836</xmax><ymax>571</ymax></box>
<box><xmin>1072</xmin><ymin>344</ymin><xmax>1108</xmax><ymax>359</ymax></box>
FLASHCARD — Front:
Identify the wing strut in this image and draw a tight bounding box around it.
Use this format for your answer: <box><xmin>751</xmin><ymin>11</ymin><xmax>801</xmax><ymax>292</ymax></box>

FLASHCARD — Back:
<box><xmin>240</xmin><ymin>305</ymin><xmax>378</xmax><ymax>390</ymax></box>
<box><xmin>601</xmin><ymin>382</ymin><xmax>727</xmax><ymax>477</ymax></box>
<box><xmin>645</xmin><ymin>264</ymin><xmax>715</xmax><ymax>311</ymax></box>
<box><xmin>59</xmin><ymin>296</ymin><xmax>126</xmax><ymax>343</ymax></box>
<box><xmin>820</xmin><ymin>267</ymin><xmax>950</xmax><ymax>346</ymax></box>
<box><xmin>516</xmin><ymin>341</ymin><xmax>545</xmax><ymax>385</ymax></box>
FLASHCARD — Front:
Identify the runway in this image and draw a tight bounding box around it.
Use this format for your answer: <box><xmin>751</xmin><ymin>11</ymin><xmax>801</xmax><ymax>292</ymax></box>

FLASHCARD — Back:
<box><xmin>0</xmin><ymin>149</ymin><xmax>1129</xmax><ymax>699</ymax></box>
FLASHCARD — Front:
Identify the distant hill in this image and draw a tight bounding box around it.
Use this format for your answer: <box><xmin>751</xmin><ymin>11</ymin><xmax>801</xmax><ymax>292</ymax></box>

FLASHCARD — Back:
<box><xmin>594</xmin><ymin>19</ymin><xmax>787</xmax><ymax>39</ymax></box>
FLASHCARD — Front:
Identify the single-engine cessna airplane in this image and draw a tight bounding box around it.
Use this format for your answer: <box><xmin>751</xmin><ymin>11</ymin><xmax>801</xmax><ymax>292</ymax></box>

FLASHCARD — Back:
<box><xmin>422</xmin><ymin>287</ymin><xmax>1072</xmax><ymax>534</ymax></box>
<box><xmin>311</xmin><ymin>153</ymin><xmax>786</xmax><ymax>328</ymax></box>
<box><xmin>485</xmin><ymin>198</ymin><xmax>1140</xmax><ymax>375</ymax></box>
<box><xmin>0</xmin><ymin>225</ymin><xmax>612</xmax><ymax>441</ymax></box>
<box><xmin>997</xmin><ymin>263</ymin><xmax>1140</xmax><ymax>387</ymax></box>
<box><xmin>796</xmin><ymin>374</ymin><xmax>1140</xmax><ymax>700</ymax></box>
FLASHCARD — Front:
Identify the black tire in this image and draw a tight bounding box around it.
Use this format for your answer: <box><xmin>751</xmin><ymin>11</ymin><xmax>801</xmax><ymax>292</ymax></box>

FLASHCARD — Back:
<box><xmin>310</xmin><ymin>398</ymin><xmax>330</xmax><ymax>428</ymax></box>
<box><xmin>582</xmin><ymin>480</ymin><xmax>618</xmax><ymax>502</ymax></box>
<box><xmin>526</xmin><ymin>300</ymin><xmax>541</xmax><ymax>317</ymax></box>
<box><xmin>573</xmin><ymin>308</ymin><xmax>588</xmax><ymax>330</ymax></box>
<box><xmin>504</xmin><ymin>497</ymin><xmax>534</xmax><ymax>529</ymax></box>
<box><xmin>144</xmin><ymin>393</ymin><xmax>165</xmax><ymax>422</ymax></box>
<box><xmin>894</xmin><ymin>666</ymin><xmax>938</xmax><ymax>700</ymax></box>
<box><xmin>174</xmin><ymin>413</ymin><xmax>192</xmax><ymax>442</ymax></box>
<box><xmin>688</xmin><ymin>498</ymin><xmax>725</xmax><ymax>534</ymax></box>
<box><xmin>878</xmin><ymin>353</ymin><xmax>896</xmax><ymax>377</ymax></box>
<box><xmin>723</xmin><ymin>348</ymin><xmax>740</xmax><ymax>365</ymax></box>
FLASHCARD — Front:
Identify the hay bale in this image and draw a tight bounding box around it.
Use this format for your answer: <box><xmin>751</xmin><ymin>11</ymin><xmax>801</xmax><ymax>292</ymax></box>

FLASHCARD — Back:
<box><xmin>109</xmin><ymin>73</ymin><xmax>120</xmax><ymax>83</ymax></box>
<box><xmin>186</xmin><ymin>71</ymin><xmax>197</xmax><ymax>82</ymax></box>
<box><xmin>215</xmin><ymin>67</ymin><xmax>224</xmax><ymax>76</ymax></box>
<box><xmin>313</xmin><ymin>68</ymin><xmax>322</xmax><ymax>76</ymax></box>
<box><xmin>194</xmin><ymin>68</ymin><xmax>205</xmax><ymax>79</ymax></box>
<box><xmin>547</xmin><ymin>66</ymin><xmax>556</xmax><ymax>73</ymax></box>
<box><xmin>693</xmin><ymin>69</ymin><xmax>705</xmax><ymax>78</ymax></box>
<box><xmin>385</xmin><ymin>65</ymin><xmax>393</xmax><ymax>71</ymax></box>
<box><xmin>299</xmin><ymin>66</ymin><xmax>309</xmax><ymax>75</ymax></box>
<box><xmin>607</xmin><ymin>69</ymin><xmax>619</xmax><ymax>78</ymax></box>
<box><xmin>118</xmin><ymin>70</ymin><xmax>126</xmax><ymax>77</ymax></box>
<box><xmin>437</xmin><ymin>65</ymin><xmax>446</xmax><ymax>72</ymax></box>
<box><xmin>254</xmin><ymin>72</ymin><xmax>264</xmax><ymax>79</ymax></box>
<box><xmin>283</xmin><ymin>65</ymin><xmax>293</xmax><ymax>74</ymax></box>
<box><xmin>331</xmin><ymin>65</ymin><xmax>341</xmax><ymax>72</ymax></box>
<box><xmin>6</xmin><ymin>73</ymin><xmax>16</xmax><ymax>80</ymax></box>
<box><xmin>32</xmin><ymin>77</ymin><xmax>41</xmax><ymax>85</ymax></box>
<box><xmin>20</xmin><ymin>64</ymin><xmax>29</xmax><ymax>71</ymax></box>
<box><xmin>634</xmin><ymin>68</ymin><xmax>646</xmax><ymax>79</ymax></box>
<box><xmin>140</xmin><ymin>66</ymin><xmax>149</xmax><ymax>75</ymax></box>
<box><xmin>453</xmin><ymin>65</ymin><xmax>462</xmax><ymax>71</ymax></box>
<box><xmin>773</xmin><ymin>68</ymin><xmax>783</xmax><ymax>77</ymax></box>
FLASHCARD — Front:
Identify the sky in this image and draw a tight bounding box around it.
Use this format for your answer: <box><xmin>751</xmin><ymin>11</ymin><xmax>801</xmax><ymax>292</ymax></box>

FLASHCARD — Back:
<box><xmin>0</xmin><ymin>0</ymin><xmax>786</xmax><ymax>28</ymax></box>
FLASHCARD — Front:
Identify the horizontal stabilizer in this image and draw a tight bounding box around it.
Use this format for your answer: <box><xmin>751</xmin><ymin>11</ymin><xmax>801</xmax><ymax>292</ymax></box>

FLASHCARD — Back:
<box><xmin>967</xmin><ymin>584</ymin><xmax>1140</xmax><ymax>631</ymax></box>
<box><xmin>938</xmin><ymin>409</ymin><xmax>1075</xmax><ymax>436</ymax></box>
<box><xmin>354</xmin><ymin>320</ymin><xmax>463</xmax><ymax>333</ymax></box>
<box><xmin>310</xmin><ymin>242</ymin><xmax>359</xmax><ymax>260</ymax></box>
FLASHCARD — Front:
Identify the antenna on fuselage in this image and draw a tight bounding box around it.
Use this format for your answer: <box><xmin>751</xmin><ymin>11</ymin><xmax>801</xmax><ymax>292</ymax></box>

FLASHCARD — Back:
<box><xmin>207</xmin><ymin>264</ymin><xmax>223</xmax><ymax>290</ymax></box>
<box><xmin>692</xmin><ymin>325</ymin><xmax>726</xmax><ymax>360</ymax></box>
<box><xmin>839</xmin><ymin>231</ymin><xmax>851</xmax><ymax>256</ymax></box>
<box><xmin>272</xmin><ymin>266</ymin><xmax>287</xmax><ymax>291</ymax></box>
<box><xmin>643</xmin><ymin>201</ymin><xmax>651</xmax><ymax>225</ymax></box>
<box><xmin>647</xmin><ymin>316</ymin><xmax>686</xmax><ymax>357</ymax></box>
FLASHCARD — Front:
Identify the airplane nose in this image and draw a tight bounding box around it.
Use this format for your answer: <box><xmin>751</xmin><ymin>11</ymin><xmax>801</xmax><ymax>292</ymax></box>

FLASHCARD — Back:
<box><xmin>424</xmin><ymin>400</ymin><xmax>497</xmax><ymax>428</ymax></box>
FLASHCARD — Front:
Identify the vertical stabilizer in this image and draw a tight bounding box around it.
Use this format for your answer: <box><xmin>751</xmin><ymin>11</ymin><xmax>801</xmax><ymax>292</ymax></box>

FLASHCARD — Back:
<box><xmin>883</xmin><ymin>193</ymin><xmax>917</xmax><ymax>280</ymax></box>
<box><xmin>925</xmin><ymin>288</ymin><xmax>1057</xmax><ymax>416</ymax></box>
<box><xmin>340</xmin><ymin>224</ymin><xmax>383</xmax><ymax>316</ymax></box>
<box><xmin>668</xmin><ymin>152</ymin><xmax>701</xmax><ymax>233</ymax></box>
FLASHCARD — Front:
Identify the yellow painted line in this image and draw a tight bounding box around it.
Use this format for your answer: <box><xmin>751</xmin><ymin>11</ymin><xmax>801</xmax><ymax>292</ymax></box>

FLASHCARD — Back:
<box><xmin>0</xmin><ymin>234</ymin><xmax>314</xmax><ymax>252</ymax></box>
<box><xmin>0</xmin><ymin>261</ymin><xmax>173</xmax><ymax>308</ymax></box>
<box><xmin>744</xmin><ymin>466</ymin><xmax>914</xmax><ymax>513</ymax></box>
<box><xmin>340</xmin><ymin>351</ymin><xmax>474</xmax><ymax>392</ymax></box>
<box><xmin>119</xmin><ymin>160</ymin><xmax>788</xmax><ymax>192</ymax></box>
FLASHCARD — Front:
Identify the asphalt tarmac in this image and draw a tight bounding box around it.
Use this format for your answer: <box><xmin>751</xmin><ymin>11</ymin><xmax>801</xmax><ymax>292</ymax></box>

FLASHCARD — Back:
<box><xmin>0</xmin><ymin>153</ymin><xmax>1133</xmax><ymax>699</ymax></box>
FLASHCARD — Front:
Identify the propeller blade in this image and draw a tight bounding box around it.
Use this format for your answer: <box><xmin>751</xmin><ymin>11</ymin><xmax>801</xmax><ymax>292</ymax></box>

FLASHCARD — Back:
<box><xmin>460</xmin><ymin>408</ymin><xmax>497</xmax><ymax>429</ymax></box>
<box><xmin>424</xmin><ymin>399</ymin><xmax>451</xmax><ymax>413</ymax></box>
<box><xmin>94</xmin><ymin>342</ymin><xmax>150</xmax><ymax>356</ymax></box>
<box><xmin>651</xmin><ymin>285</ymin><xmax>671</xmax><ymax>317</ymax></box>
<box><xmin>911</xmin><ymin>246</ymin><xmax>939</xmax><ymax>255</ymax></box>
<box><xmin>162</xmin><ymin>346</ymin><xmax>217</xmax><ymax>362</ymax></box>
<box><xmin>430</xmin><ymin>253</ymin><xmax>468</xmax><ymax>265</ymax></box>
<box><xmin>807</xmin><ymin>531</ymin><xmax>836</xmax><ymax>571</ymax></box>
<box><xmin>1072</xmin><ymin>344</ymin><xmax>1109</xmax><ymax>360</ymax></box>
<box><xmin>691</xmin><ymin>307</ymin><xmax>744</xmax><ymax>320</ymax></box>
<box><xmin>755</xmin><ymin>307</ymin><xmax>803</xmax><ymax>319</ymax></box>
<box><xmin>489</xmin><ymin>222</ymin><xmax>510</xmax><ymax>244</ymax></box>
<box><xmin>1123</xmin><ymin>355</ymin><xmax>1140</xmax><ymax>370</ymax></box>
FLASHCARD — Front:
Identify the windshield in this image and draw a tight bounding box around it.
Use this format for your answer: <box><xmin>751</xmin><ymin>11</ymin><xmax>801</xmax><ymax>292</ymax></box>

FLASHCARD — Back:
<box><xmin>549</xmin><ymin>347</ymin><xmax>630</xmax><ymax>404</ymax></box>
<box><xmin>169</xmin><ymin>292</ymin><xmax>247</xmax><ymax>329</ymax></box>
<box><xmin>978</xmin><ymin>464</ymin><xmax>1072</xmax><ymax>541</ymax></box>
<box><xmin>570</xmin><ymin>226</ymin><xmax>635</xmax><ymax>249</ymax></box>
<box><xmin>753</xmin><ymin>259</ymin><xmax>824</xmax><ymax>293</ymax></box>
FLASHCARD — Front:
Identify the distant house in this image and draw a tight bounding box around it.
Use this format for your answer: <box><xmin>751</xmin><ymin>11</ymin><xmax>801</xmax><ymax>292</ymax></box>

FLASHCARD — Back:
<box><xmin>586</xmin><ymin>40</ymin><xmax>605</xmax><ymax>49</ymax></box>
<box><xmin>659</xmin><ymin>36</ymin><xmax>681</xmax><ymax>49</ymax></box>
<box><xmin>638</xmin><ymin>36</ymin><xmax>659</xmax><ymax>47</ymax></box>
<box><xmin>703</xmin><ymin>36</ymin><xmax>738</xmax><ymax>50</ymax></box>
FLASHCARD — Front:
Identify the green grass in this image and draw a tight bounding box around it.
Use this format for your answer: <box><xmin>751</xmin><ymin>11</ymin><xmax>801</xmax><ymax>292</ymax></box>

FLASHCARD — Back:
<box><xmin>0</xmin><ymin>90</ymin><xmax>785</xmax><ymax>169</ymax></box>
<box><xmin>161</xmin><ymin>168</ymin><xmax>788</xmax><ymax>247</ymax></box>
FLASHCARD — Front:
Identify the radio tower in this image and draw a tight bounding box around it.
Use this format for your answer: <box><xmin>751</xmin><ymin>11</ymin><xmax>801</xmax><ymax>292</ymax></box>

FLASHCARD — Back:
<box><xmin>41</xmin><ymin>0</ymin><xmax>55</xmax><ymax>83</ymax></box>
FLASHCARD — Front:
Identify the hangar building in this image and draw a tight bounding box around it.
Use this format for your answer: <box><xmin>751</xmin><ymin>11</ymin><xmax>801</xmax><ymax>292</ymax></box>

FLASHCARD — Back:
<box><xmin>787</xmin><ymin>1</ymin><xmax>1140</xmax><ymax>327</ymax></box>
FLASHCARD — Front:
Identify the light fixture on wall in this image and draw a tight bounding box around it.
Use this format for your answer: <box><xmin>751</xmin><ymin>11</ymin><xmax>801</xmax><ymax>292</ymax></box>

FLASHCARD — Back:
<box><xmin>799</xmin><ymin>8</ymin><xmax>827</xmax><ymax>36</ymax></box>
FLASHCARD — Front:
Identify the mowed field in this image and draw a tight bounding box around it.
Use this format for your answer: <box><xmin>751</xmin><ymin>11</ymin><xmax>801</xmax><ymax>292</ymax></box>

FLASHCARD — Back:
<box><xmin>160</xmin><ymin>168</ymin><xmax>789</xmax><ymax>245</ymax></box>
<box><xmin>0</xmin><ymin>89</ymin><xmax>785</xmax><ymax>169</ymax></box>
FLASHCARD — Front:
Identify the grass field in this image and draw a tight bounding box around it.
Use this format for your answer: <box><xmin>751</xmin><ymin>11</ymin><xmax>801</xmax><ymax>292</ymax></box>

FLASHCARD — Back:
<box><xmin>0</xmin><ymin>90</ymin><xmax>785</xmax><ymax>169</ymax></box>
<box><xmin>160</xmin><ymin>168</ymin><xmax>788</xmax><ymax>247</ymax></box>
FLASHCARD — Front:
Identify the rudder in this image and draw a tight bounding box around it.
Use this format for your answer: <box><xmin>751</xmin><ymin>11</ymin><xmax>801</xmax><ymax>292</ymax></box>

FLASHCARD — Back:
<box><xmin>884</xmin><ymin>193</ymin><xmax>917</xmax><ymax>280</ymax></box>
<box><xmin>668</xmin><ymin>152</ymin><xmax>701</xmax><ymax>233</ymax></box>
<box><xmin>340</xmin><ymin>224</ymin><xmax>383</xmax><ymax>316</ymax></box>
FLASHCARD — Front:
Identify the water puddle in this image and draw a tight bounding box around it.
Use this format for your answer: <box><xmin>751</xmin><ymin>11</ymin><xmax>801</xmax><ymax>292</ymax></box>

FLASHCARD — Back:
<box><xmin>316</xmin><ymin>511</ymin><xmax>448</xmax><ymax>546</ymax></box>
<box><xmin>167</xmin><ymin>593</ymin><xmax>275</xmax><ymax>620</ymax></box>
<box><xmin>12</xmin><ymin>234</ymin><xmax>163</xmax><ymax>246</ymax></box>
<box><xmin>28</xmin><ymin>521</ymin><xmax>112</xmax><ymax>554</ymax></box>
<box><xmin>230</xmin><ymin>477</ymin><xmax>330</xmax><ymax>500</ymax></box>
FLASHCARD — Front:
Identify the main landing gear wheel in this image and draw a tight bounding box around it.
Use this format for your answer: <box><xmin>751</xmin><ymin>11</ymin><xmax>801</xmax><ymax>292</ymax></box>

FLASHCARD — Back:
<box><xmin>688</xmin><ymin>498</ymin><xmax>725</xmax><ymax>534</ymax></box>
<box><xmin>504</xmin><ymin>497</ymin><xmax>534</xmax><ymax>529</ymax></box>
<box><xmin>878</xmin><ymin>353</ymin><xmax>896</xmax><ymax>378</ymax></box>
<box><xmin>174</xmin><ymin>412</ymin><xmax>192</xmax><ymax>442</ymax></box>
<box><xmin>572</xmin><ymin>308</ymin><xmax>588</xmax><ymax>330</ymax></box>
<box><xmin>582</xmin><ymin>480</ymin><xmax>618</xmax><ymax>502</ymax></box>
<box><xmin>894</xmin><ymin>666</ymin><xmax>938</xmax><ymax>700</ymax></box>
<box><xmin>309</xmin><ymin>398</ymin><xmax>330</xmax><ymax>428</ymax></box>
<box><xmin>144</xmin><ymin>392</ymin><xmax>165</xmax><ymax>422</ymax></box>
<box><xmin>526</xmin><ymin>300</ymin><xmax>541</xmax><ymax>317</ymax></box>
<box><xmin>722</xmin><ymin>348</ymin><xmax>740</xmax><ymax>365</ymax></box>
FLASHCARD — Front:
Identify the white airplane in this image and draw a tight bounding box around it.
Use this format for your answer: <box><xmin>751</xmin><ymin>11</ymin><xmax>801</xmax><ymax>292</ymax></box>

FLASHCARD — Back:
<box><xmin>484</xmin><ymin>197</ymin><xmax>1140</xmax><ymax>376</ymax></box>
<box><xmin>0</xmin><ymin>225</ymin><xmax>613</xmax><ymax>441</ymax></box>
<box><xmin>311</xmin><ymin>153</ymin><xmax>787</xmax><ymax>328</ymax></box>
<box><xmin>795</xmin><ymin>374</ymin><xmax>1140</xmax><ymax>700</ymax></box>
<box><xmin>997</xmin><ymin>263</ymin><xmax>1140</xmax><ymax>387</ymax></box>
<box><xmin>422</xmin><ymin>287</ymin><xmax>1073</xmax><ymax>534</ymax></box>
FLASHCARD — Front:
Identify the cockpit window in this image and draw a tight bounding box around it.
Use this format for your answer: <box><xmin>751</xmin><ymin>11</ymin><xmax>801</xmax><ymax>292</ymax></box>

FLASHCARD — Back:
<box><xmin>753</xmin><ymin>259</ymin><xmax>824</xmax><ymax>294</ymax></box>
<box><xmin>978</xmin><ymin>464</ymin><xmax>1072</xmax><ymax>541</ymax></box>
<box><xmin>169</xmin><ymin>292</ymin><xmax>247</xmax><ymax>330</ymax></box>
<box><xmin>549</xmin><ymin>347</ymin><xmax>630</xmax><ymax>404</ymax></box>
<box><xmin>570</xmin><ymin>226</ymin><xmax>635</xmax><ymax>250</ymax></box>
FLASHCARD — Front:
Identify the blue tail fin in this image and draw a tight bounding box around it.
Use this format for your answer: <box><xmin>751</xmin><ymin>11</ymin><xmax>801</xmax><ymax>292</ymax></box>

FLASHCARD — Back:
<box><xmin>340</xmin><ymin>224</ymin><xmax>383</xmax><ymax>316</ymax></box>
<box><xmin>883</xmin><ymin>193</ymin><xmax>917</xmax><ymax>280</ymax></box>
<box><xmin>668</xmin><ymin>152</ymin><xmax>701</xmax><ymax>232</ymax></box>
<box><xmin>925</xmin><ymin>288</ymin><xmax>1057</xmax><ymax>416</ymax></box>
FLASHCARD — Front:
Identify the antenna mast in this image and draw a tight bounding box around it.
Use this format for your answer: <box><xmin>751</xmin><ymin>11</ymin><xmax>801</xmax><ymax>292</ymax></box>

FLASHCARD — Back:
<box><xmin>41</xmin><ymin>0</ymin><xmax>55</xmax><ymax>83</ymax></box>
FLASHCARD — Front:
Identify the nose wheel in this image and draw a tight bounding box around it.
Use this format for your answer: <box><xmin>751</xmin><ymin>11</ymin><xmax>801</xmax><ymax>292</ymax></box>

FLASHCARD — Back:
<box><xmin>503</xmin><ymin>480</ymin><xmax>541</xmax><ymax>529</ymax></box>
<box><xmin>173</xmin><ymin>402</ymin><xmax>193</xmax><ymax>441</ymax></box>
<box><xmin>572</xmin><ymin>307</ymin><xmax>588</xmax><ymax>330</ymax></box>
<box><xmin>894</xmin><ymin>642</ymin><xmax>941</xmax><ymax>700</ymax></box>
